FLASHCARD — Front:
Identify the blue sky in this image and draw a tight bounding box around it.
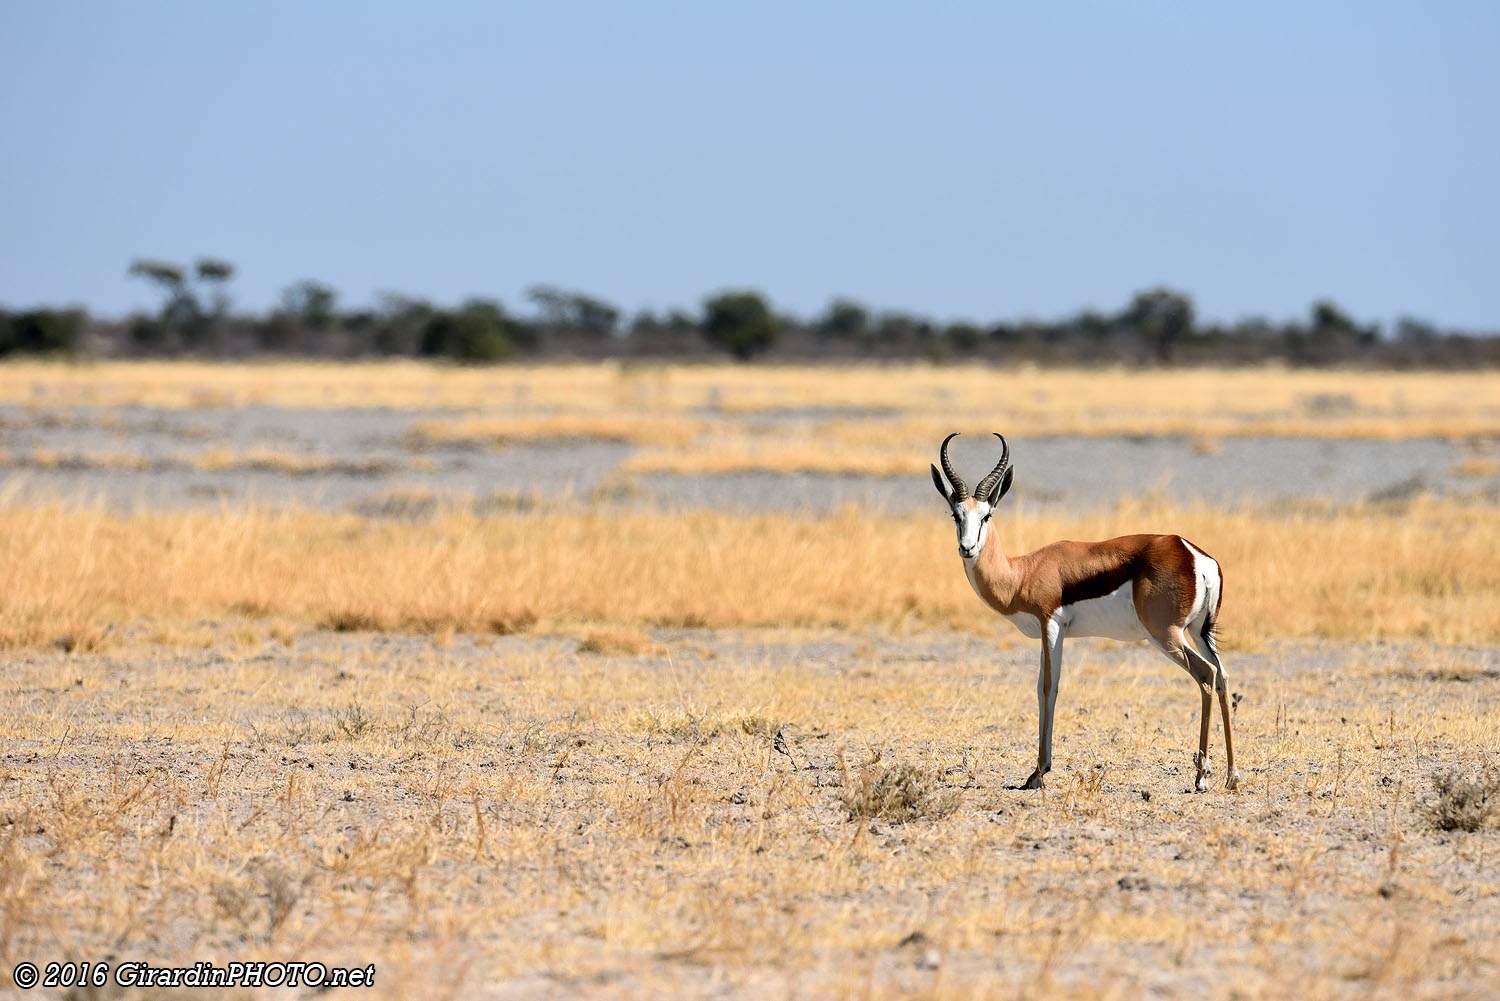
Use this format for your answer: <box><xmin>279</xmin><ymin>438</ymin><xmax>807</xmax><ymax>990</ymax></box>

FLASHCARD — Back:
<box><xmin>3</xmin><ymin>2</ymin><xmax>1497</xmax><ymax>329</ymax></box>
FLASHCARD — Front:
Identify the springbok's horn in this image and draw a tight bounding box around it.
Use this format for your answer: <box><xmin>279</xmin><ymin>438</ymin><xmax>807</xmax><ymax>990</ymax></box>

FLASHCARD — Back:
<box><xmin>972</xmin><ymin>433</ymin><xmax>1011</xmax><ymax>501</ymax></box>
<box><xmin>939</xmin><ymin>432</ymin><xmax>967</xmax><ymax>499</ymax></box>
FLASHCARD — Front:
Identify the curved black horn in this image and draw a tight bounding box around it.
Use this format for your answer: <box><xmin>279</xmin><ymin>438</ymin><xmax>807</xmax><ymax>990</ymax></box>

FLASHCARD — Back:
<box><xmin>972</xmin><ymin>433</ymin><xmax>1011</xmax><ymax>501</ymax></box>
<box><xmin>938</xmin><ymin>432</ymin><xmax>967</xmax><ymax>499</ymax></box>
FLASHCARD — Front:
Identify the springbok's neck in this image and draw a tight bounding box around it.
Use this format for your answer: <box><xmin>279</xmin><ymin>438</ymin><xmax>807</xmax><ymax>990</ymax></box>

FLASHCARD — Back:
<box><xmin>966</xmin><ymin>536</ymin><xmax>1021</xmax><ymax>606</ymax></box>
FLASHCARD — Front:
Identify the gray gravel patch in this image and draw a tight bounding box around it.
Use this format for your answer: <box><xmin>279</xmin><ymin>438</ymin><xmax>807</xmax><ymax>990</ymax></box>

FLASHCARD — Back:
<box><xmin>0</xmin><ymin>404</ymin><xmax>1490</xmax><ymax>514</ymax></box>
<box><xmin>0</xmin><ymin>404</ymin><xmax>636</xmax><ymax>512</ymax></box>
<box><xmin>641</xmin><ymin>435</ymin><xmax>1481</xmax><ymax>514</ymax></box>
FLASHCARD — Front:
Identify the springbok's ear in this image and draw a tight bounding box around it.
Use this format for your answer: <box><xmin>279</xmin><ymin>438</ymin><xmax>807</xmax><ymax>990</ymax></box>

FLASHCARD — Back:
<box><xmin>988</xmin><ymin>466</ymin><xmax>1014</xmax><ymax>504</ymax></box>
<box><xmin>930</xmin><ymin>464</ymin><xmax>950</xmax><ymax>501</ymax></box>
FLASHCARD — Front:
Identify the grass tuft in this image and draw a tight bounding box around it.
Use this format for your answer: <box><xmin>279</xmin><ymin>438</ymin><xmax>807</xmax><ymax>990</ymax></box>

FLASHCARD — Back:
<box><xmin>578</xmin><ymin>627</ymin><xmax>656</xmax><ymax>656</ymax></box>
<box><xmin>1426</xmin><ymin>768</ymin><xmax>1497</xmax><ymax>832</ymax></box>
<box><xmin>838</xmin><ymin>763</ymin><xmax>960</xmax><ymax>824</ymax></box>
<box><xmin>333</xmin><ymin>698</ymin><xmax>375</xmax><ymax>739</ymax></box>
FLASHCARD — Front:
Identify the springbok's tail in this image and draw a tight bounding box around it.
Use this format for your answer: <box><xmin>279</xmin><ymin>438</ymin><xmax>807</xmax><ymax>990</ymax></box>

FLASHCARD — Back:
<box><xmin>1199</xmin><ymin>554</ymin><xmax>1224</xmax><ymax>665</ymax></box>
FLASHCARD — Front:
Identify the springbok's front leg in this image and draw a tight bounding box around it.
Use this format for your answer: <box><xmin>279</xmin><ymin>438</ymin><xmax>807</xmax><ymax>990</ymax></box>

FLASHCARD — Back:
<box><xmin>1021</xmin><ymin>620</ymin><xmax>1064</xmax><ymax>789</ymax></box>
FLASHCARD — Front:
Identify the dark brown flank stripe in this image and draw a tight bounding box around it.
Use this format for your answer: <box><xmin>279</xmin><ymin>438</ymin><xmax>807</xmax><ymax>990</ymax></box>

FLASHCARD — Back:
<box><xmin>1059</xmin><ymin>555</ymin><xmax>1137</xmax><ymax>606</ymax></box>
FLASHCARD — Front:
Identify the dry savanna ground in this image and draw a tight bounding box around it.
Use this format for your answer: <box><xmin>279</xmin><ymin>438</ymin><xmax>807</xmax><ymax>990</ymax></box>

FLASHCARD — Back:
<box><xmin>1</xmin><ymin>362</ymin><xmax>1498</xmax><ymax>1000</ymax></box>
<box><xmin>1</xmin><ymin>498</ymin><xmax>1498</xmax><ymax>1000</ymax></box>
<box><xmin>3</xmin><ymin>624</ymin><xmax>1498</xmax><ymax>1000</ymax></box>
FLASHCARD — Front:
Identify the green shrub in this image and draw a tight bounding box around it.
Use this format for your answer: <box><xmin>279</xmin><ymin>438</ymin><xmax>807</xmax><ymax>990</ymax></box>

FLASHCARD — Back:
<box><xmin>701</xmin><ymin>290</ymin><xmax>779</xmax><ymax>360</ymax></box>
<box><xmin>420</xmin><ymin>299</ymin><xmax>515</xmax><ymax>362</ymax></box>
<box><xmin>1</xmin><ymin>309</ymin><xmax>81</xmax><ymax>355</ymax></box>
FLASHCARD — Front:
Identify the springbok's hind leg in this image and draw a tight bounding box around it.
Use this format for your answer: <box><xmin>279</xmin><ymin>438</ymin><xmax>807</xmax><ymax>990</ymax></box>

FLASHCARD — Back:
<box><xmin>1215</xmin><ymin>683</ymin><xmax>1238</xmax><ymax>790</ymax></box>
<box><xmin>1202</xmin><ymin>644</ymin><xmax>1240</xmax><ymax>790</ymax></box>
<box><xmin>1151</xmin><ymin>627</ymin><xmax>1220</xmax><ymax>792</ymax></box>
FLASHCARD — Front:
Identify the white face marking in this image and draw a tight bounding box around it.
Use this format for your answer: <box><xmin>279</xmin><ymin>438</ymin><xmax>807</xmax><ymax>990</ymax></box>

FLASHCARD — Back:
<box><xmin>949</xmin><ymin>498</ymin><xmax>993</xmax><ymax>560</ymax></box>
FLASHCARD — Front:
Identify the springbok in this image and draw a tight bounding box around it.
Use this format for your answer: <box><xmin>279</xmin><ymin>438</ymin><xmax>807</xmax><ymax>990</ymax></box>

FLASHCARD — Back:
<box><xmin>932</xmin><ymin>433</ymin><xmax>1238</xmax><ymax>792</ymax></box>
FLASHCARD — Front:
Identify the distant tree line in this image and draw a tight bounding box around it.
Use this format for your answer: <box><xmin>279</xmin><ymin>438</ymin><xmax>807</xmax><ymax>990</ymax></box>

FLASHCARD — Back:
<box><xmin>2</xmin><ymin>257</ymin><xmax>1497</xmax><ymax>367</ymax></box>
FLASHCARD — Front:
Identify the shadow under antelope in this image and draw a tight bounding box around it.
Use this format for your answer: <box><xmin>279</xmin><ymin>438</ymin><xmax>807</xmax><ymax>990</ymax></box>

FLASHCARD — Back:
<box><xmin>931</xmin><ymin>433</ymin><xmax>1239</xmax><ymax>792</ymax></box>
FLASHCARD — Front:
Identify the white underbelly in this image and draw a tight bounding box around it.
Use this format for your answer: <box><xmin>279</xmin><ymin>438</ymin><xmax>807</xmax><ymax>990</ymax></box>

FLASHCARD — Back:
<box><xmin>1055</xmin><ymin>581</ymin><xmax>1147</xmax><ymax>641</ymax></box>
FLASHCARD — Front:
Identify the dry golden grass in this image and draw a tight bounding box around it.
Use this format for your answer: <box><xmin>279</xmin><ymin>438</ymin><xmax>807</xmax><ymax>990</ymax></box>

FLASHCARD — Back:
<box><xmin>2</xmin><ymin>626</ymin><xmax>1496</xmax><ymax>999</ymax></box>
<box><xmin>0</xmin><ymin>445</ymin><xmax>398</xmax><ymax>477</ymax></box>
<box><xmin>3</xmin><ymin>361</ymin><xmax>1497</xmax><ymax>440</ymax></box>
<box><xmin>577</xmin><ymin>626</ymin><xmax>660</xmax><ymax>656</ymax></box>
<box><xmin>691</xmin><ymin>365</ymin><xmax>1500</xmax><ymax>435</ymax></box>
<box><xmin>619</xmin><ymin>441</ymin><xmax>918</xmax><ymax>477</ymax></box>
<box><xmin>181</xmin><ymin>446</ymin><xmax>396</xmax><ymax>476</ymax></box>
<box><xmin>1448</xmin><ymin>456</ymin><xmax>1499</xmax><ymax>479</ymax></box>
<box><xmin>622</xmin><ymin>404</ymin><xmax>1497</xmax><ymax>480</ymax></box>
<box><xmin>0</xmin><ymin>447</ymin><xmax>152</xmax><ymax>471</ymax></box>
<box><xmin>1</xmin><ymin>496</ymin><xmax>1497</xmax><ymax>652</ymax></box>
